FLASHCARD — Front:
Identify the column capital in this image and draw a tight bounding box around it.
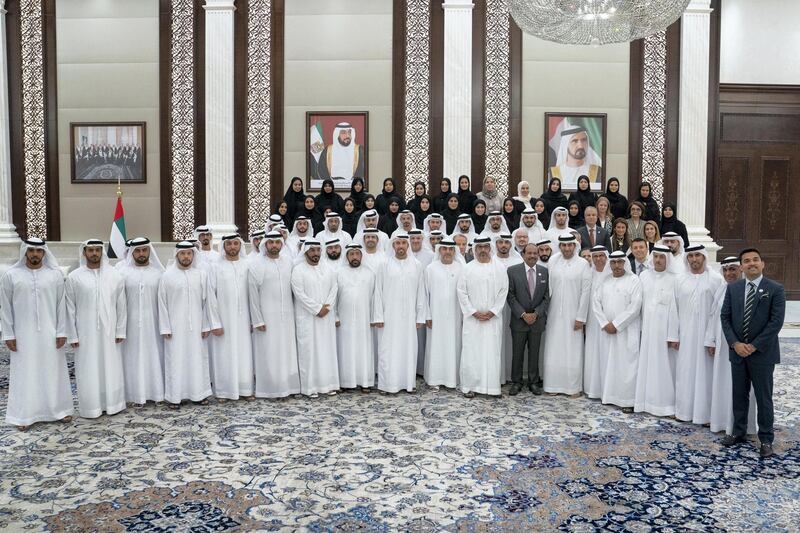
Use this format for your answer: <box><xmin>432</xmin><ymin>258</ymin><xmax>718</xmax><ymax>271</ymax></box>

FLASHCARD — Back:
<box><xmin>203</xmin><ymin>0</ymin><xmax>236</xmax><ymax>12</ymax></box>
<box><xmin>442</xmin><ymin>1</ymin><xmax>474</xmax><ymax>11</ymax></box>
<box><xmin>684</xmin><ymin>1</ymin><xmax>713</xmax><ymax>15</ymax></box>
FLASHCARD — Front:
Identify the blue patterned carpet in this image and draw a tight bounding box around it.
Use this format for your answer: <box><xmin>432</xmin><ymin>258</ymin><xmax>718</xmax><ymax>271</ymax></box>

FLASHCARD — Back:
<box><xmin>1</xmin><ymin>340</ymin><xmax>798</xmax><ymax>532</ymax></box>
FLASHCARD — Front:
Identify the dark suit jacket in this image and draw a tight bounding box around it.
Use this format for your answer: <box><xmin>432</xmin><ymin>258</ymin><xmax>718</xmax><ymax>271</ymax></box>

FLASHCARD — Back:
<box><xmin>577</xmin><ymin>225</ymin><xmax>611</xmax><ymax>251</ymax></box>
<box><xmin>720</xmin><ymin>277</ymin><xmax>785</xmax><ymax>365</ymax></box>
<box><xmin>507</xmin><ymin>263</ymin><xmax>550</xmax><ymax>332</ymax></box>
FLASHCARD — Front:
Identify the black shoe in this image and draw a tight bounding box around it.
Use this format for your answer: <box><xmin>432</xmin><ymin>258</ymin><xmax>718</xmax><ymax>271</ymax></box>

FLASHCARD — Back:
<box><xmin>720</xmin><ymin>435</ymin><xmax>747</xmax><ymax>447</ymax></box>
<box><xmin>759</xmin><ymin>442</ymin><xmax>774</xmax><ymax>458</ymax></box>
<box><xmin>529</xmin><ymin>384</ymin><xmax>543</xmax><ymax>395</ymax></box>
<box><xmin>509</xmin><ymin>384</ymin><xmax>522</xmax><ymax>396</ymax></box>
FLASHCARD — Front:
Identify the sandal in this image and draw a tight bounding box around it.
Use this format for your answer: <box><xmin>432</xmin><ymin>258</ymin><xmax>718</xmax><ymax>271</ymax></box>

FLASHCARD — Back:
<box><xmin>168</xmin><ymin>403</ymin><xmax>180</xmax><ymax>410</ymax></box>
<box><xmin>17</xmin><ymin>425</ymin><xmax>29</xmax><ymax>432</ymax></box>
<box><xmin>60</xmin><ymin>416</ymin><xmax>73</xmax><ymax>423</ymax></box>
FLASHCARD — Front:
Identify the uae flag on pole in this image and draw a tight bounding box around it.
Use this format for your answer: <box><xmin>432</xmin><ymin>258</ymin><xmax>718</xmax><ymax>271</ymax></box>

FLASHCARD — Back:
<box><xmin>108</xmin><ymin>195</ymin><xmax>127</xmax><ymax>259</ymax></box>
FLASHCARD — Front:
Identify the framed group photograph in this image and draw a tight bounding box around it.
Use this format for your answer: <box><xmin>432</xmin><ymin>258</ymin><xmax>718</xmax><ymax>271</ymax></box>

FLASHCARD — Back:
<box><xmin>544</xmin><ymin>112</ymin><xmax>606</xmax><ymax>193</ymax></box>
<box><xmin>306</xmin><ymin>111</ymin><xmax>368</xmax><ymax>191</ymax></box>
<box><xmin>70</xmin><ymin>122</ymin><xmax>146</xmax><ymax>184</ymax></box>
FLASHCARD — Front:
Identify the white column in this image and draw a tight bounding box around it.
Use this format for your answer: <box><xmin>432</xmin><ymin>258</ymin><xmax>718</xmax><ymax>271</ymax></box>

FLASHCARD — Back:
<box><xmin>204</xmin><ymin>0</ymin><xmax>237</xmax><ymax>235</ymax></box>
<box><xmin>442</xmin><ymin>0</ymin><xmax>473</xmax><ymax>180</ymax></box>
<box><xmin>0</xmin><ymin>1</ymin><xmax>18</xmax><ymax>242</ymax></box>
<box><xmin>677</xmin><ymin>0</ymin><xmax>719</xmax><ymax>259</ymax></box>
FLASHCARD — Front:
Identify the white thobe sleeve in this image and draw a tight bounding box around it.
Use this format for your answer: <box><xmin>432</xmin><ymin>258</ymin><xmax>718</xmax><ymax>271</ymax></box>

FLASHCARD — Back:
<box><xmin>423</xmin><ymin>268</ymin><xmax>433</xmax><ymax>322</ymax></box>
<box><xmin>291</xmin><ymin>268</ymin><xmax>323</xmax><ymax>316</ymax></box>
<box><xmin>157</xmin><ymin>278</ymin><xmax>171</xmax><ymax>336</ymax></box>
<box><xmin>372</xmin><ymin>266</ymin><xmax>385</xmax><ymax>323</ymax></box>
<box><xmin>611</xmin><ymin>278</ymin><xmax>642</xmax><ymax>331</ymax></box>
<box><xmin>489</xmin><ymin>268</ymin><xmax>509</xmax><ymax>317</ymax></box>
<box><xmin>593</xmin><ymin>282</ymin><xmax>610</xmax><ymax>327</ymax></box>
<box><xmin>65</xmin><ymin>276</ymin><xmax>79</xmax><ymax>344</ymax></box>
<box><xmin>324</xmin><ymin>271</ymin><xmax>338</xmax><ymax>308</ymax></box>
<box><xmin>203</xmin><ymin>273</ymin><xmax>222</xmax><ymax>331</ymax></box>
<box><xmin>115</xmin><ymin>280</ymin><xmax>127</xmax><ymax>339</ymax></box>
<box><xmin>0</xmin><ymin>274</ymin><xmax>14</xmax><ymax>341</ymax></box>
<box><xmin>247</xmin><ymin>267</ymin><xmax>265</xmax><ymax>328</ymax></box>
<box><xmin>576</xmin><ymin>265</ymin><xmax>592</xmax><ymax>322</ymax></box>
<box><xmin>666</xmin><ymin>287</ymin><xmax>679</xmax><ymax>343</ymax></box>
<box><xmin>415</xmin><ymin>267</ymin><xmax>426</xmax><ymax>324</ymax></box>
<box><xmin>457</xmin><ymin>271</ymin><xmax>477</xmax><ymax>317</ymax></box>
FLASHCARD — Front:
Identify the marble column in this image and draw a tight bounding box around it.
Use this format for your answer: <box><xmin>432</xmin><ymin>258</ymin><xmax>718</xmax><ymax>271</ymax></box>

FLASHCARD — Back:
<box><xmin>442</xmin><ymin>0</ymin><xmax>473</xmax><ymax>180</ymax></box>
<box><xmin>0</xmin><ymin>1</ymin><xmax>18</xmax><ymax>242</ymax></box>
<box><xmin>677</xmin><ymin>0</ymin><xmax>719</xmax><ymax>259</ymax></box>
<box><xmin>204</xmin><ymin>0</ymin><xmax>238</xmax><ymax>235</ymax></box>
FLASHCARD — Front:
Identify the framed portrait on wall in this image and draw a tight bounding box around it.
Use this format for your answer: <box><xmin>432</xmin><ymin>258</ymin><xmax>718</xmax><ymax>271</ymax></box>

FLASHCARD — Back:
<box><xmin>70</xmin><ymin>122</ymin><xmax>146</xmax><ymax>183</ymax></box>
<box><xmin>306</xmin><ymin>111</ymin><xmax>368</xmax><ymax>191</ymax></box>
<box><xmin>543</xmin><ymin>113</ymin><xmax>606</xmax><ymax>192</ymax></box>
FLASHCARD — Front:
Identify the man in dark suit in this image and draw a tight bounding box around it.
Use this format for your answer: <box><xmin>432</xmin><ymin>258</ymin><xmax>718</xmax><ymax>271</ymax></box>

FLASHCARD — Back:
<box><xmin>577</xmin><ymin>206</ymin><xmax>611</xmax><ymax>251</ymax></box>
<box><xmin>720</xmin><ymin>248</ymin><xmax>786</xmax><ymax>457</ymax></box>
<box><xmin>507</xmin><ymin>243</ymin><xmax>550</xmax><ymax>395</ymax></box>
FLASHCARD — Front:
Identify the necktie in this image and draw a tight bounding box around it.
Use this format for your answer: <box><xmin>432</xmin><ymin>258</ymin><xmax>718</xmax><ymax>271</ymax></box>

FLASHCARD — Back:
<box><xmin>743</xmin><ymin>282</ymin><xmax>756</xmax><ymax>342</ymax></box>
<box><xmin>638</xmin><ymin>263</ymin><xmax>645</xmax><ymax>275</ymax></box>
<box><xmin>589</xmin><ymin>227</ymin><xmax>595</xmax><ymax>246</ymax></box>
<box><xmin>527</xmin><ymin>267</ymin><xmax>536</xmax><ymax>298</ymax></box>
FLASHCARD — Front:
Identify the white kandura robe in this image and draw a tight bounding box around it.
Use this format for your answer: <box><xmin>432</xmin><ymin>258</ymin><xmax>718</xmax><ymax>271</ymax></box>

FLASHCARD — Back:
<box><xmin>706</xmin><ymin>288</ymin><xmax>757</xmax><ymax>434</ymax></box>
<box><xmin>66</xmin><ymin>266</ymin><xmax>127</xmax><ymax>418</ymax></box>
<box><xmin>291</xmin><ymin>262</ymin><xmax>340</xmax><ymax>395</ymax></box>
<box><xmin>373</xmin><ymin>256</ymin><xmax>426</xmax><ymax>393</ymax></box>
<box><xmin>158</xmin><ymin>267</ymin><xmax>221</xmax><ymax>403</ymax></box>
<box><xmin>595</xmin><ymin>273</ymin><xmax>643</xmax><ymax>408</ymax></box>
<box><xmin>1</xmin><ymin>267</ymin><xmax>73</xmax><ymax>425</ymax></box>
<box><xmin>209</xmin><ymin>259</ymin><xmax>254</xmax><ymax>399</ymax></box>
<box><xmin>413</xmin><ymin>247</ymin><xmax>435</xmax><ymax>375</ymax></box>
<box><xmin>118</xmin><ymin>264</ymin><xmax>165</xmax><ymax>404</ymax></box>
<box><xmin>634</xmin><ymin>269</ymin><xmax>679</xmax><ymax>416</ymax></box>
<box><xmin>496</xmin><ymin>254</ymin><xmax>523</xmax><ymax>383</ymax></box>
<box><xmin>521</xmin><ymin>223</ymin><xmax>546</xmax><ymax>246</ymax></box>
<box><xmin>360</xmin><ymin>250</ymin><xmax>387</xmax><ymax>370</ymax></box>
<box><xmin>457</xmin><ymin>258</ymin><xmax>509</xmax><ymax>395</ymax></box>
<box><xmin>248</xmin><ymin>255</ymin><xmax>301</xmax><ymax>398</ymax></box>
<box><xmin>542</xmin><ymin>255</ymin><xmax>592</xmax><ymax>394</ymax></box>
<box><xmin>423</xmin><ymin>260</ymin><xmax>464</xmax><ymax>388</ymax></box>
<box><xmin>335</xmin><ymin>265</ymin><xmax>376</xmax><ymax>388</ymax></box>
<box><xmin>674</xmin><ymin>270</ymin><xmax>725</xmax><ymax>424</ymax></box>
<box><xmin>583</xmin><ymin>270</ymin><xmax>610</xmax><ymax>399</ymax></box>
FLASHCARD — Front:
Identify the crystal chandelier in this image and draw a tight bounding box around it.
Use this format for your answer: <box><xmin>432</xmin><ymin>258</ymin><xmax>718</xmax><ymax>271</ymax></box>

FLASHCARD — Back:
<box><xmin>509</xmin><ymin>0</ymin><xmax>691</xmax><ymax>46</ymax></box>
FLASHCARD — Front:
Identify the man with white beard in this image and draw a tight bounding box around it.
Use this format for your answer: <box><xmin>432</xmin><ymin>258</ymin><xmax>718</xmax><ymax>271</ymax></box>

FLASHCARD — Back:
<box><xmin>423</xmin><ymin>240</ymin><xmax>464</xmax><ymax>390</ymax></box>
<box><xmin>316</xmin><ymin>212</ymin><xmax>352</xmax><ymax>247</ymax></box>
<box><xmin>1</xmin><ymin>239</ymin><xmax>72</xmax><ymax>430</ymax></box>
<box><xmin>248</xmin><ymin>229</ymin><xmax>266</xmax><ymax>260</ymax></box>
<box><xmin>248</xmin><ymin>231</ymin><xmax>301</xmax><ymax>398</ymax></box>
<box><xmin>536</xmin><ymin>239</ymin><xmax>553</xmax><ymax>269</ymax></box>
<box><xmin>544</xmin><ymin>207</ymin><xmax>572</xmax><ymax>242</ymax></box>
<box><xmin>355</xmin><ymin>210</ymin><xmax>390</xmax><ymax>251</ymax></box>
<box><xmin>287</xmin><ymin>215</ymin><xmax>313</xmax><ymax>253</ymax></box>
<box><xmin>493</xmin><ymin>234</ymin><xmax>523</xmax><ymax>383</ymax></box>
<box><xmin>480</xmin><ymin>211</ymin><xmax>509</xmax><ymax>242</ymax></box>
<box><xmin>584</xmin><ymin>245</ymin><xmax>610</xmax><ymax>399</ymax></box>
<box><xmin>660</xmin><ymin>232</ymin><xmax>686</xmax><ymax>275</ymax></box>
<box><xmin>322</xmin><ymin>239</ymin><xmax>345</xmax><ymax>273</ymax></box>
<box><xmin>457</xmin><ymin>237</ymin><xmax>509</xmax><ymax>397</ymax></box>
<box><xmin>194</xmin><ymin>225</ymin><xmax>221</xmax><ymax>264</ymax></box>
<box><xmin>633</xmin><ymin>245</ymin><xmax>680</xmax><ymax>416</ymax></box>
<box><xmin>594</xmin><ymin>250</ymin><xmax>642</xmax><ymax>412</ymax></box>
<box><xmin>291</xmin><ymin>240</ymin><xmax>340</xmax><ymax>397</ymax></box>
<box><xmin>208</xmin><ymin>234</ymin><xmax>254</xmax><ymax>401</ymax></box>
<box><xmin>542</xmin><ymin>235</ymin><xmax>591</xmax><ymax>396</ymax></box>
<box><xmin>66</xmin><ymin>239</ymin><xmax>127</xmax><ymax>418</ymax></box>
<box><xmin>372</xmin><ymin>234</ymin><xmax>426</xmax><ymax>393</ymax></box>
<box><xmin>335</xmin><ymin>243</ymin><xmax>376</xmax><ymax>391</ymax></box>
<box><xmin>451</xmin><ymin>213</ymin><xmax>477</xmax><ymax>242</ymax></box>
<box><xmin>706</xmin><ymin>256</ymin><xmax>756</xmax><ymax>435</ymax></box>
<box><xmin>116</xmin><ymin>237</ymin><xmax>165</xmax><ymax>406</ymax></box>
<box><xmin>519</xmin><ymin>208</ymin><xmax>545</xmax><ymax>245</ymax></box>
<box><xmin>674</xmin><ymin>244</ymin><xmax>725</xmax><ymax>424</ymax></box>
<box><xmin>159</xmin><ymin>242</ymin><xmax>223</xmax><ymax>408</ymax></box>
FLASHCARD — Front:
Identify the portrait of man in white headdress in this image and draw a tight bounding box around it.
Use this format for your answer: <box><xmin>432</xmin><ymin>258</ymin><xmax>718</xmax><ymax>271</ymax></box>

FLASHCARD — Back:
<box><xmin>545</xmin><ymin>114</ymin><xmax>605</xmax><ymax>192</ymax></box>
<box><xmin>316</xmin><ymin>122</ymin><xmax>365</xmax><ymax>181</ymax></box>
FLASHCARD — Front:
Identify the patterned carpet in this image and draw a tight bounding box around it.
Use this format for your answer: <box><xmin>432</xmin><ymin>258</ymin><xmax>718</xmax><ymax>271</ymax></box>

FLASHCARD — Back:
<box><xmin>1</xmin><ymin>341</ymin><xmax>798</xmax><ymax>532</ymax></box>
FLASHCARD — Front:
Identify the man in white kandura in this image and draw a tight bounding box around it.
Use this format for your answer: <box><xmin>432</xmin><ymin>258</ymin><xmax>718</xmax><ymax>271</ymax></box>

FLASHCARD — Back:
<box><xmin>117</xmin><ymin>237</ymin><xmax>165</xmax><ymax>406</ymax></box>
<box><xmin>372</xmin><ymin>234</ymin><xmax>426</xmax><ymax>394</ymax></box>
<box><xmin>480</xmin><ymin>211</ymin><xmax>510</xmax><ymax>242</ymax></box>
<box><xmin>248</xmin><ymin>229</ymin><xmax>266</xmax><ymax>260</ymax></box>
<box><xmin>584</xmin><ymin>245</ymin><xmax>610</xmax><ymax>399</ymax></box>
<box><xmin>542</xmin><ymin>235</ymin><xmax>592</xmax><ymax>396</ymax></box>
<box><xmin>316</xmin><ymin>212</ymin><xmax>352</xmax><ymax>247</ymax></box>
<box><xmin>291</xmin><ymin>240</ymin><xmax>340</xmax><ymax>397</ymax></box>
<box><xmin>519</xmin><ymin>208</ymin><xmax>546</xmax><ymax>245</ymax></box>
<box><xmin>287</xmin><ymin>215</ymin><xmax>313</xmax><ymax>254</ymax></box>
<box><xmin>674</xmin><ymin>244</ymin><xmax>725</xmax><ymax>424</ymax></box>
<box><xmin>194</xmin><ymin>225</ymin><xmax>220</xmax><ymax>265</ymax></box>
<box><xmin>633</xmin><ymin>245</ymin><xmax>679</xmax><ymax>416</ymax></box>
<box><xmin>660</xmin><ymin>232</ymin><xmax>686</xmax><ymax>275</ymax></box>
<box><xmin>158</xmin><ymin>241</ymin><xmax>223</xmax><ymax>408</ymax></box>
<box><xmin>594</xmin><ymin>250</ymin><xmax>643</xmax><ymax>412</ymax></box>
<box><xmin>359</xmin><ymin>228</ymin><xmax>388</xmax><ymax>274</ymax></box>
<box><xmin>706</xmin><ymin>256</ymin><xmax>756</xmax><ymax>435</ymax></box>
<box><xmin>1</xmin><ymin>238</ymin><xmax>72</xmax><ymax>430</ymax></box>
<box><xmin>66</xmin><ymin>239</ymin><xmax>127</xmax><ymax>418</ymax></box>
<box><xmin>409</xmin><ymin>228</ymin><xmax>433</xmax><ymax>374</ymax></box>
<box><xmin>335</xmin><ymin>243</ymin><xmax>376</xmax><ymax>391</ymax></box>
<box><xmin>355</xmin><ymin>210</ymin><xmax>390</xmax><ymax>252</ymax></box>
<box><xmin>451</xmin><ymin>214</ymin><xmax>477</xmax><ymax>242</ymax></box>
<box><xmin>457</xmin><ymin>236</ymin><xmax>509</xmax><ymax>397</ymax></box>
<box><xmin>423</xmin><ymin>239</ymin><xmax>464</xmax><ymax>390</ymax></box>
<box><xmin>248</xmin><ymin>231</ymin><xmax>301</xmax><ymax>398</ymax></box>
<box><xmin>321</xmin><ymin>239</ymin><xmax>346</xmax><ymax>273</ymax></box>
<box><xmin>544</xmin><ymin>207</ymin><xmax>573</xmax><ymax>243</ymax></box>
<box><xmin>209</xmin><ymin>234</ymin><xmax>254</xmax><ymax>401</ymax></box>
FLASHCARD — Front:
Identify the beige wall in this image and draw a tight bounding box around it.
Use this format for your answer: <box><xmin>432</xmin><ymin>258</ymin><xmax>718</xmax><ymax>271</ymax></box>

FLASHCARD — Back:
<box><xmin>283</xmin><ymin>0</ymin><xmax>393</xmax><ymax>194</ymax></box>
<box><xmin>56</xmin><ymin>0</ymin><xmax>160</xmax><ymax>240</ymax></box>
<box><xmin>521</xmin><ymin>36</ymin><xmax>629</xmax><ymax>196</ymax></box>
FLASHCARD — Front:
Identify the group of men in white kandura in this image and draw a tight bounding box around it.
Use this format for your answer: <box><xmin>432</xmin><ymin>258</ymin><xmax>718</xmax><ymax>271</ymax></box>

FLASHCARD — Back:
<box><xmin>1</xmin><ymin>220</ymin><xmax>752</xmax><ymax>440</ymax></box>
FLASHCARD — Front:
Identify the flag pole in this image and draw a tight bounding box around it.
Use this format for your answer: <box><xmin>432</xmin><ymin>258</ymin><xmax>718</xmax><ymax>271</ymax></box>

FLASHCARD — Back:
<box><xmin>117</xmin><ymin>176</ymin><xmax>122</xmax><ymax>198</ymax></box>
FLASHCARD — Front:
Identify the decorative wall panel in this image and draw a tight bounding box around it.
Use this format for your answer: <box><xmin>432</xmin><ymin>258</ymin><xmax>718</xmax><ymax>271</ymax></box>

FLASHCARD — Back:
<box><xmin>760</xmin><ymin>158</ymin><xmax>789</xmax><ymax>241</ymax></box>
<box><xmin>402</xmin><ymin>0</ymin><xmax>431</xmax><ymax>199</ymax></box>
<box><xmin>483</xmin><ymin>0</ymin><xmax>511</xmax><ymax>196</ymax></box>
<box><xmin>640</xmin><ymin>30</ymin><xmax>667</xmax><ymax>204</ymax></box>
<box><xmin>715</xmin><ymin>156</ymin><xmax>748</xmax><ymax>240</ymax></box>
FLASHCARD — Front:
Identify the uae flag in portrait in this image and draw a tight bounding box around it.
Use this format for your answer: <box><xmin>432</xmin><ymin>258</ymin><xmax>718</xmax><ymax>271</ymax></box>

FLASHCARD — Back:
<box><xmin>108</xmin><ymin>194</ymin><xmax>127</xmax><ymax>259</ymax></box>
